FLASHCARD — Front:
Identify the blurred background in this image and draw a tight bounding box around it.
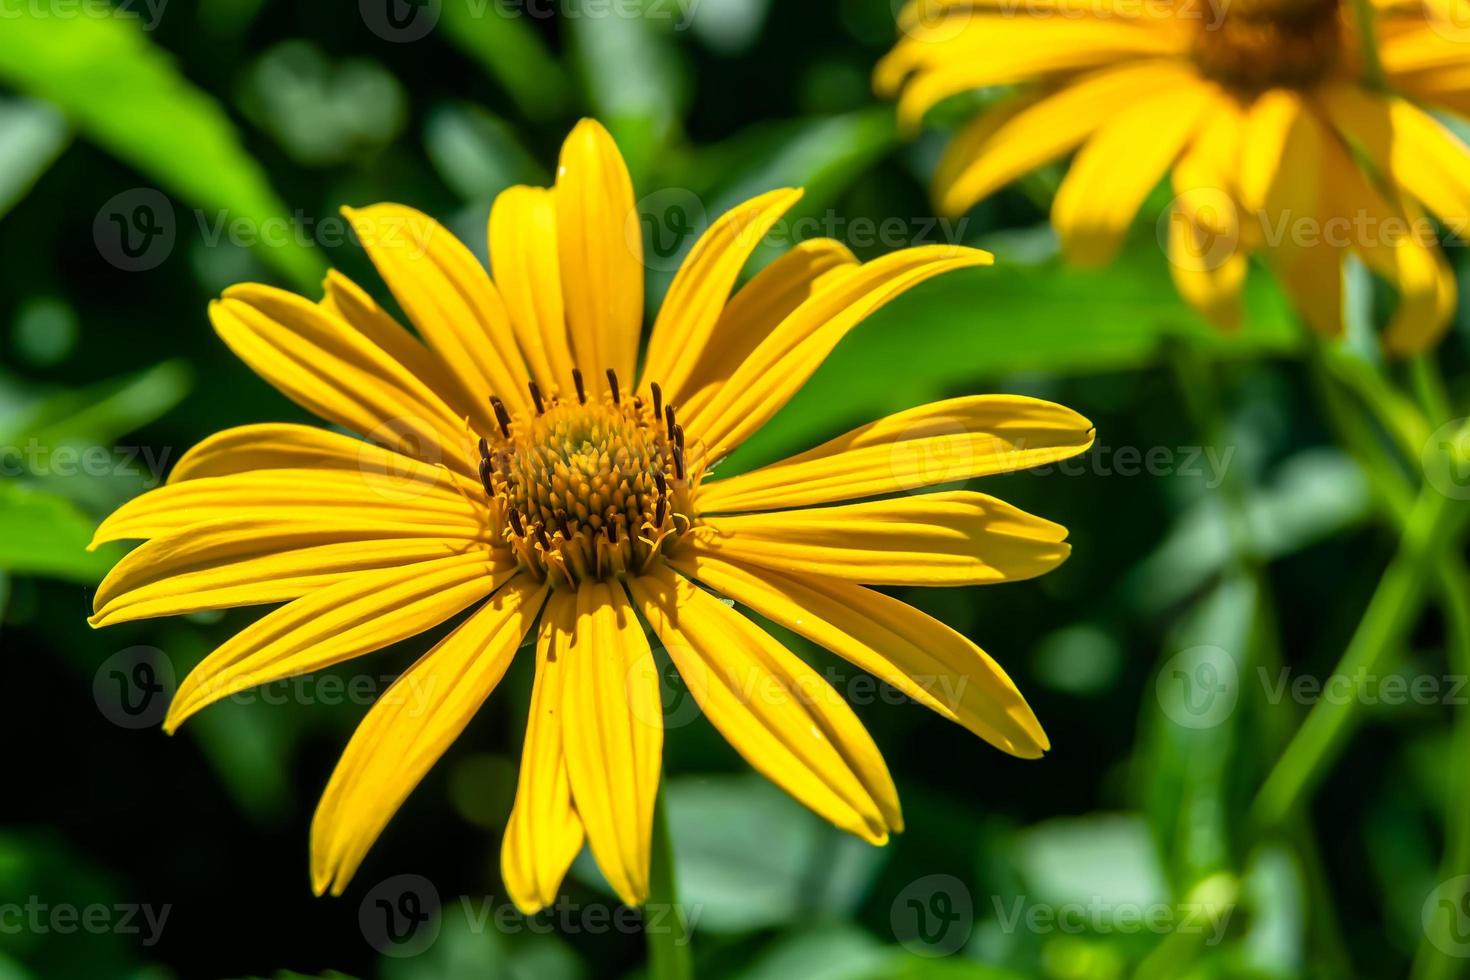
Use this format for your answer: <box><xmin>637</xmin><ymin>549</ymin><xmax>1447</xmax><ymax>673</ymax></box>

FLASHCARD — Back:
<box><xmin>0</xmin><ymin>0</ymin><xmax>1465</xmax><ymax>977</ymax></box>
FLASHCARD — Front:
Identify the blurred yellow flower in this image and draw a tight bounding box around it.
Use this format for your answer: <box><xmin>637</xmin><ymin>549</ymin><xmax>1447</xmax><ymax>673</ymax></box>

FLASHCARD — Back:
<box><xmin>87</xmin><ymin>120</ymin><xmax>1094</xmax><ymax>913</ymax></box>
<box><xmin>878</xmin><ymin>0</ymin><xmax>1470</xmax><ymax>351</ymax></box>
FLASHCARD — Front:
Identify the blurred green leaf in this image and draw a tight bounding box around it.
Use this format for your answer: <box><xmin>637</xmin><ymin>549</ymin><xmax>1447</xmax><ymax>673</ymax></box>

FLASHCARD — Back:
<box><xmin>0</xmin><ymin>483</ymin><xmax>117</xmax><ymax>583</ymax></box>
<box><xmin>0</xmin><ymin>97</ymin><xmax>69</xmax><ymax>220</ymax></box>
<box><xmin>440</xmin><ymin>0</ymin><xmax>571</xmax><ymax>122</ymax></box>
<box><xmin>734</xmin><ymin>925</ymin><xmax>888</xmax><ymax>980</ymax></box>
<box><xmin>1013</xmin><ymin>813</ymin><xmax>1168</xmax><ymax>910</ymax></box>
<box><xmin>0</xmin><ymin>360</ymin><xmax>191</xmax><ymax>449</ymax></box>
<box><xmin>0</xmin><ymin>15</ymin><xmax>325</xmax><ymax>289</ymax></box>
<box><xmin>425</xmin><ymin>104</ymin><xmax>547</xmax><ymax>204</ymax></box>
<box><xmin>730</xmin><ymin>242</ymin><xmax>1300</xmax><ymax>473</ymax></box>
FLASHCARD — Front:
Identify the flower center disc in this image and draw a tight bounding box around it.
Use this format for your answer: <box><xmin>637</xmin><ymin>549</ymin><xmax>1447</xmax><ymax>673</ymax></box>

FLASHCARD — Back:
<box><xmin>478</xmin><ymin>372</ymin><xmax>697</xmax><ymax>589</ymax></box>
<box><xmin>1191</xmin><ymin>0</ymin><xmax>1343</xmax><ymax>92</ymax></box>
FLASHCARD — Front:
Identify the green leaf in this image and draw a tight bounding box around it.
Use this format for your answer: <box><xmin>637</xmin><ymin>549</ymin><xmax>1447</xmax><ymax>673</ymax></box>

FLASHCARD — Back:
<box><xmin>0</xmin><ymin>97</ymin><xmax>69</xmax><ymax>220</ymax></box>
<box><xmin>424</xmin><ymin>103</ymin><xmax>547</xmax><ymax>204</ymax></box>
<box><xmin>0</xmin><ymin>483</ymin><xmax>118</xmax><ymax>583</ymax></box>
<box><xmin>0</xmin><ymin>14</ymin><xmax>325</xmax><ymax>289</ymax></box>
<box><xmin>728</xmin><ymin>240</ymin><xmax>1301</xmax><ymax>473</ymax></box>
<box><xmin>0</xmin><ymin>360</ymin><xmax>192</xmax><ymax>448</ymax></box>
<box><xmin>440</xmin><ymin>0</ymin><xmax>571</xmax><ymax>122</ymax></box>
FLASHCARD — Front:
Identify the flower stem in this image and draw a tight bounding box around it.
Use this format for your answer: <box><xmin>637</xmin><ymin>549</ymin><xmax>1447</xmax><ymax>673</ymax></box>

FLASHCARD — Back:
<box><xmin>646</xmin><ymin>786</ymin><xmax>692</xmax><ymax>980</ymax></box>
<box><xmin>1349</xmin><ymin>0</ymin><xmax>1387</xmax><ymax>90</ymax></box>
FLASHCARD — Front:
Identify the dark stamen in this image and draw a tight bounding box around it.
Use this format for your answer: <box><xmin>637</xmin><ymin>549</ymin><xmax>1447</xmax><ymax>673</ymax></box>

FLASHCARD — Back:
<box><xmin>608</xmin><ymin>522</ymin><xmax>619</xmax><ymax>543</ymax></box>
<box><xmin>674</xmin><ymin>424</ymin><xmax>685</xmax><ymax>453</ymax></box>
<box><xmin>665</xmin><ymin>404</ymin><xmax>677</xmax><ymax>441</ymax></box>
<box><xmin>489</xmin><ymin>397</ymin><xmax>512</xmax><ymax>438</ymax></box>
<box><xmin>479</xmin><ymin>458</ymin><xmax>493</xmax><ymax>495</ymax></box>
<box><xmin>478</xmin><ymin>437</ymin><xmax>490</xmax><ymax>461</ymax></box>
<box><xmin>508</xmin><ymin>508</ymin><xmax>525</xmax><ymax>537</ymax></box>
<box><xmin>651</xmin><ymin>382</ymin><xmax>664</xmax><ymax>422</ymax></box>
<box><xmin>673</xmin><ymin>446</ymin><xmax>685</xmax><ymax>481</ymax></box>
<box><xmin>572</xmin><ymin>369</ymin><xmax>587</xmax><ymax>405</ymax></box>
<box><xmin>535</xmin><ymin>527</ymin><xmax>551</xmax><ymax>551</ymax></box>
<box><xmin>559</xmin><ymin>514</ymin><xmax>573</xmax><ymax>540</ymax></box>
<box><xmin>528</xmin><ymin>381</ymin><xmax>546</xmax><ymax>416</ymax></box>
<box><xmin>606</xmin><ymin>369</ymin><xmax>621</xmax><ymax>405</ymax></box>
<box><xmin>655</xmin><ymin>496</ymin><xmax>667</xmax><ymax>529</ymax></box>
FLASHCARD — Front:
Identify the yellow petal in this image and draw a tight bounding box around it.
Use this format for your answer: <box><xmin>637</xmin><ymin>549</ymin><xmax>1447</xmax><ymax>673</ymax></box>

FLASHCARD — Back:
<box><xmin>1317</xmin><ymin>85</ymin><xmax>1470</xmax><ymax>233</ymax></box>
<box><xmin>210</xmin><ymin>286</ymin><xmax>474</xmax><ymax>474</ymax></box>
<box><xmin>1167</xmin><ymin>104</ymin><xmax>1249</xmax><ymax>328</ymax></box>
<box><xmin>164</xmin><ymin>551</ymin><xmax>505</xmax><ymax>731</ymax></box>
<box><xmin>1239</xmin><ymin>89</ymin><xmax>1320</xmax><ymax>219</ymax></box>
<box><xmin>560</xmin><ymin>581</ymin><xmax>663</xmax><ymax>907</ymax></box>
<box><xmin>675</xmin><ymin>238</ymin><xmax>858</xmax><ymax>418</ymax></box>
<box><xmin>489</xmin><ymin>185</ymin><xmax>577</xmax><ymax>394</ymax></box>
<box><xmin>935</xmin><ymin>60</ymin><xmax>1196</xmax><ymax>216</ymax></box>
<box><xmin>503</xmin><ymin>589</ymin><xmax>586</xmax><ymax>914</ymax></box>
<box><xmin>1053</xmin><ymin>80</ymin><xmax>1214</xmax><ymax>266</ymax></box>
<box><xmin>344</xmin><ymin>203</ymin><xmax>534</xmax><ymax>416</ymax></box>
<box><xmin>91</xmin><ymin>519</ymin><xmax>494</xmax><ymax>627</ymax></box>
<box><xmin>167</xmin><ymin>424</ymin><xmax>469</xmax><ymax>490</ymax></box>
<box><xmin>94</xmin><ymin>469</ymin><xmax>482</xmax><ymax>547</ymax></box>
<box><xmin>690</xmin><ymin>490</ymin><xmax>1071</xmax><ymax>586</ymax></box>
<box><xmin>688</xmin><ymin>245</ymin><xmax>993</xmax><ymax>460</ymax></box>
<box><xmin>312</xmin><ymin>576</ymin><xmax>547</xmax><ymax>896</ymax></box>
<box><xmin>627</xmin><ymin>565</ymin><xmax>900</xmax><ymax>842</ymax></box>
<box><xmin>641</xmin><ymin>187</ymin><xmax>805</xmax><ymax>397</ymax></box>
<box><xmin>698</xmin><ymin>394</ymin><xmax>1094</xmax><ymax>513</ymax></box>
<box><xmin>556</xmin><ymin>119</ymin><xmax>644</xmax><ymax>391</ymax></box>
<box><xmin>673</xmin><ymin>552</ymin><xmax>1049</xmax><ymax>757</ymax></box>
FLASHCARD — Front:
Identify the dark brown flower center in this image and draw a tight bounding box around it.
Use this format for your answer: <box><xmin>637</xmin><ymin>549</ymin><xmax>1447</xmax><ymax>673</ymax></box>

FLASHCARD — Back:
<box><xmin>1191</xmin><ymin>0</ymin><xmax>1343</xmax><ymax>91</ymax></box>
<box><xmin>477</xmin><ymin>371</ymin><xmax>699</xmax><ymax>589</ymax></box>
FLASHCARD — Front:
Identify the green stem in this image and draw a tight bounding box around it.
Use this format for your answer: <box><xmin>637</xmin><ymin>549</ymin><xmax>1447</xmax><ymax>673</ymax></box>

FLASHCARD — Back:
<box><xmin>1349</xmin><ymin>0</ymin><xmax>1387</xmax><ymax>90</ymax></box>
<box><xmin>646</xmin><ymin>786</ymin><xmax>693</xmax><ymax>980</ymax></box>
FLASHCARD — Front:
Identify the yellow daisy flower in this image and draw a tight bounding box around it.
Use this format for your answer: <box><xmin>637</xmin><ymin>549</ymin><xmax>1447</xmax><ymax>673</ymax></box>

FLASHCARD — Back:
<box><xmin>88</xmin><ymin>120</ymin><xmax>1094</xmax><ymax>912</ymax></box>
<box><xmin>877</xmin><ymin>0</ymin><xmax>1470</xmax><ymax>351</ymax></box>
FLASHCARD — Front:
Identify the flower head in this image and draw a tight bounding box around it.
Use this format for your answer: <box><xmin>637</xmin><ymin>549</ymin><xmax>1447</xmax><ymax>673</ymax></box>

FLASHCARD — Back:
<box><xmin>877</xmin><ymin>0</ymin><xmax>1470</xmax><ymax>351</ymax></box>
<box><xmin>89</xmin><ymin>120</ymin><xmax>1094</xmax><ymax>912</ymax></box>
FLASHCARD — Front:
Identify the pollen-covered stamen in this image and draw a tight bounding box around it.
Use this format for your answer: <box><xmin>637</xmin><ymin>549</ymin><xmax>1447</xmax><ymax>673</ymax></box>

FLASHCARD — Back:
<box><xmin>1191</xmin><ymin>0</ymin><xmax>1343</xmax><ymax>91</ymax></box>
<box><xmin>478</xmin><ymin>373</ymin><xmax>702</xmax><ymax>589</ymax></box>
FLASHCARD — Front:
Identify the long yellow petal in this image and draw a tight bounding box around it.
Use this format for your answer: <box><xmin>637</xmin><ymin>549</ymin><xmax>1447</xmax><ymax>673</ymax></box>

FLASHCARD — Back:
<box><xmin>935</xmin><ymin>60</ymin><xmax>1195</xmax><ymax>216</ymax></box>
<box><xmin>561</xmin><ymin>581</ymin><xmax>663</xmax><ymax>907</ymax></box>
<box><xmin>312</xmin><ymin>576</ymin><xmax>547</xmax><ymax>896</ymax></box>
<box><xmin>91</xmin><ymin>519</ymin><xmax>495</xmax><ymax>627</ymax></box>
<box><xmin>1052</xmin><ymin>80</ymin><xmax>1215</xmax><ymax>266</ymax></box>
<box><xmin>690</xmin><ymin>490</ymin><xmax>1071</xmax><ymax>586</ymax></box>
<box><xmin>164</xmin><ymin>551</ymin><xmax>505</xmax><ymax>731</ymax></box>
<box><xmin>210</xmin><ymin>286</ymin><xmax>474</xmax><ymax>474</ymax></box>
<box><xmin>489</xmin><ymin>185</ymin><xmax>577</xmax><ymax>393</ymax></box>
<box><xmin>698</xmin><ymin>395</ymin><xmax>1094</xmax><ymax>513</ymax></box>
<box><xmin>503</xmin><ymin>589</ymin><xmax>586</xmax><ymax>914</ymax></box>
<box><xmin>627</xmin><ymin>565</ymin><xmax>900</xmax><ymax>842</ymax></box>
<box><xmin>672</xmin><ymin>552</ymin><xmax>1048</xmax><ymax>757</ymax></box>
<box><xmin>345</xmin><ymin>203</ymin><xmax>534</xmax><ymax>416</ymax></box>
<box><xmin>640</xmin><ymin>187</ymin><xmax>805</xmax><ymax>397</ymax></box>
<box><xmin>94</xmin><ymin>469</ymin><xmax>482</xmax><ymax>547</ymax></box>
<box><xmin>556</xmin><ymin>119</ymin><xmax>644</xmax><ymax>391</ymax></box>
<box><xmin>689</xmin><ymin>245</ymin><xmax>993</xmax><ymax>460</ymax></box>
<box><xmin>1167</xmin><ymin>101</ymin><xmax>1248</xmax><ymax>328</ymax></box>
<box><xmin>674</xmin><ymin>238</ymin><xmax>858</xmax><ymax>418</ymax></box>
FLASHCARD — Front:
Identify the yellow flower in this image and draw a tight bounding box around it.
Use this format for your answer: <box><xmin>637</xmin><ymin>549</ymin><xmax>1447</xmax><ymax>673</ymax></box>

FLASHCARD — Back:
<box><xmin>88</xmin><ymin>120</ymin><xmax>1094</xmax><ymax>913</ymax></box>
<box><xmin>877</xmin><ymin>0</ymin><xmax>1470</xmax><ymax>351</ymax></box>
